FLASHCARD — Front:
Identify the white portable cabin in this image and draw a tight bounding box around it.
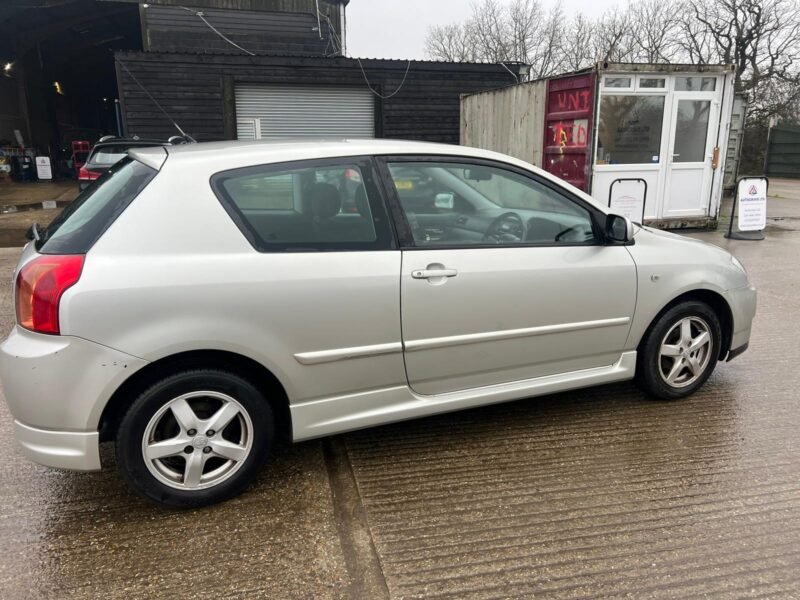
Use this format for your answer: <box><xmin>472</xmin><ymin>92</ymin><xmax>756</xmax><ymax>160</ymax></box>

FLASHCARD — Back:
<box><xmin>461</xmin><ymin>63</ymin><xmax>737</xmax><ymax>229</ymax></box>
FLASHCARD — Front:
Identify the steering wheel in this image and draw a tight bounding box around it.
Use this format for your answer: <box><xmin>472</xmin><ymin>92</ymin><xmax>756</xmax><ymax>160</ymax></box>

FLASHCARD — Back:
<box><xmin>484</xmin><ymin>212</ymin><xmax>526</xmax><ymax>243</ymax></box>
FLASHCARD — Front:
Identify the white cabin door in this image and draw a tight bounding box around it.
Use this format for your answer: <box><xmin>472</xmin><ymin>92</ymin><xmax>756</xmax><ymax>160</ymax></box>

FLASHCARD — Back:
<box><xmin>662</xmin><ymin>92</ymin><xmax>719</xmax><ymax>218</ymax></box>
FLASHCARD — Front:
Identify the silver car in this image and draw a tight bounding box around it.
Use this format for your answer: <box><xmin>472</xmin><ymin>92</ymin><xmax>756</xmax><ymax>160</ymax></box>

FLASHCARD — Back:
<box><xmin>1</xmin><ymin>140</ymin><xmax>756</xmax><ymax>507</ymax></box>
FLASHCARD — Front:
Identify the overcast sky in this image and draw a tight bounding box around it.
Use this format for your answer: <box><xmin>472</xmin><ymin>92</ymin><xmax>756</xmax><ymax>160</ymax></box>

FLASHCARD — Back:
<box><xmin>345</xmin><ymin>0</ymin><xmax>615</xmax><ymax>60</ymax></box>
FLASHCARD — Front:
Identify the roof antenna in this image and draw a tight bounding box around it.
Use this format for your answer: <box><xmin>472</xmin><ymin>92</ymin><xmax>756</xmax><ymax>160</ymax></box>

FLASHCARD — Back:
<box><xmin>115</xmin><ymin>58</ymin><xmax>197</xmax><ymax>143</ymax></box>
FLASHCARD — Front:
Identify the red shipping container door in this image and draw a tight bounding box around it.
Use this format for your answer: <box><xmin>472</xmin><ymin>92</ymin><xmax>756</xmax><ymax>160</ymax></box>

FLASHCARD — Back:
<box><xmin>542</xmin><ymin>72</ymin><xmax>595</xmax><ymax>192</ymax></box>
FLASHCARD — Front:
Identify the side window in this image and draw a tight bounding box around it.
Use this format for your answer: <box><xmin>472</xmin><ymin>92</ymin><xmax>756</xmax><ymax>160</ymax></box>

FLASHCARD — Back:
<box><xmin>386</xmin><ymin>161</ymin><xmax>598</xmax><ymax>247</ymax></box>
<box><xmin>212</xmin><ymin>159</ymin><xmax>393</xmax><ymax>251</ymax></box>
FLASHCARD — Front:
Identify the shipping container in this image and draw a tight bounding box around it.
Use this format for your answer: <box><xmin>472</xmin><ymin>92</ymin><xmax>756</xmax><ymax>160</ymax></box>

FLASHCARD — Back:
<box><xmin>461</xmin><ymin>63</ymin><xmax>737</xmax><ymax>229</ymax></box>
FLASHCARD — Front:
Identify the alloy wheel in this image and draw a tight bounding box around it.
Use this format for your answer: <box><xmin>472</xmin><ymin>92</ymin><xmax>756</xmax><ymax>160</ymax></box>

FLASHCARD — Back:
<box><xmin>141</xmin><ymin>390</ymin><xmax>254</xmax><ymax>491</ymax></box>
<box><xmin>658</xmin><ymin>316</ymin><xmax>714</xmax><ymax>388</ymax></box>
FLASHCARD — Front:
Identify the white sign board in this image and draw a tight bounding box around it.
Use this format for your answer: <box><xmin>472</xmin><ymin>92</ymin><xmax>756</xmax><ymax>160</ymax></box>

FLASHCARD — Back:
<box><xmin>609</xmin><ymin>180</ymin><xmax>646</xmax><ymax>222</ymax></box>
<box><xmin>35</xmin><ymin>156</ymin><xmax>53</xmax><ymax>180</ymax></box>
<box><xmin>737</xmin><ymin>178</ymin><xmax>767</xmax><ymax>232</ymax></box>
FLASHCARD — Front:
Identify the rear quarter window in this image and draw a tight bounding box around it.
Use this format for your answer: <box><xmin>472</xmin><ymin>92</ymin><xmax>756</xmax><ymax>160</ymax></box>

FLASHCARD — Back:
<box><xmin>38</xmin><ymin>157</ymin><xmax>157</xmax><ymax>254</ymax></box>
<box><xmin>211</xmin><ymin>158</ymin><xmax>395</xmax><ymax>252</ymax></box>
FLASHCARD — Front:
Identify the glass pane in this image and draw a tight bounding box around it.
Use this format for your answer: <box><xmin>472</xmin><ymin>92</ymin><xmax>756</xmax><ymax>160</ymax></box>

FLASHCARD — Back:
<box><xmin>597</xmin><ymin>95</ymin><xmax>665</xmax><ymax>164</ymax></box>
<box><xmin>673</xmin><ymin>100</ymin><xmax>711</xmax><ymax>162</ymax></box>
<box><xmin>218</xmin><ymin>163</ymin><xmax>377</xmax><ymax>245</ymax></box>
<box><xmin>604</xmin><ymin>77</ymin><xmax>632</xmax><ymax>88</ymax></box>
<box><xmin>639</xmin><ymin>78</ymin><xmax>665</xmax><ymax>89</ymax></box>
<box><xmin>40</xmin><ymin>158</ymin><xmax>156</xmax><ymax>254</ymax></box>
<box><xmin>674</xmin><ymin>76</ymin><xmax>716</xmax><ymax>91</ymax></box>
<box><xmin>387</xmin><ymin>162</ymin><xmax>597</xmax><ymax>246</ymax></box>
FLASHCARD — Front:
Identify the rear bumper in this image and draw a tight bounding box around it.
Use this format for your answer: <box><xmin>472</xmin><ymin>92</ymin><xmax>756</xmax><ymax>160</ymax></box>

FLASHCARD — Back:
<box><xmin>13</xmin><ymin>420</ymin><xmax>101</xmax><ymax>470</ymax></box>
<box><xmin>0</xmin><ymin>326</ymin><xmax>147</xmax><ymax>470</ymax></box>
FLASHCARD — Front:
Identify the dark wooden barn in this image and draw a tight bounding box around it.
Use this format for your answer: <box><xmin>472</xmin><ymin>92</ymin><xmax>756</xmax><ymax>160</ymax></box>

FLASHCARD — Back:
<box><xmin>114</xmin><ymin>52</ymin><xmax>518</xmax><ymax>144</ymax></box>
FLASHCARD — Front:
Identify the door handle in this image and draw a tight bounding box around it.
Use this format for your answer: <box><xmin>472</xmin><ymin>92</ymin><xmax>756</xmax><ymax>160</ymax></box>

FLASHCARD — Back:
<box><xmin>411</xmin><ymin>268</ymin><xmax>458</xmax><ymax>279</ymax></box>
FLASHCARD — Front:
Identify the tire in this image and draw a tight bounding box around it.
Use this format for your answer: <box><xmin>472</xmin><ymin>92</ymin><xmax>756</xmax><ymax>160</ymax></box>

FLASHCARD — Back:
<box><xmin>636</xmin><ymin>301</ymin><xmax>722</xmax><ymax>400</ymax></box>
<box><xmin>116</xmin><ymin>369</ymin><xmax>274</xmax><ymax>508</ymax></box>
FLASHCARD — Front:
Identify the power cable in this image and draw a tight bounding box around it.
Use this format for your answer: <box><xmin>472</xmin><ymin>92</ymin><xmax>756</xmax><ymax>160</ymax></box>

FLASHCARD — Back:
<box><xmin>317</xmin><ymin>8</ymin><xmax>412</xmax><ymax>100</ymax></box>
<box><xmin>115</xmin><ymin>58</ymin><xmax>196</xmax><ymax>141</ymax></box>
<box><xmin>179</xmin><ymin>6</ymin><xmax>255</xmax><ymax>56</ymax></box>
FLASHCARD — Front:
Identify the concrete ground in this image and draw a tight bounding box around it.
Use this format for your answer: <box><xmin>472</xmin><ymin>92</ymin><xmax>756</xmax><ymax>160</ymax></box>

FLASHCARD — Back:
<box><xmin>0</xmin><ymin>181</ymin><xmax>798</xmax><ymax>599</ymax></box>
<box><xmin>0</xmin><ymin>180</ymin><xmax>77</xmax><ymax>247</ymax></box>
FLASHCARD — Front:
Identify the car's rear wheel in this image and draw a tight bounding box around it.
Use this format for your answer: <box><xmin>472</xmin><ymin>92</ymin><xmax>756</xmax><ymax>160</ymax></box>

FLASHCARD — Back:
<box><xmin>636</xmin><ymin>301</ymin><xmax>722</xmax><ymax>400</ymax></box>
<box><xmin>116</xmin><ymin>370</ymin><xmax>273</xmax><ymax>507</ymax></box>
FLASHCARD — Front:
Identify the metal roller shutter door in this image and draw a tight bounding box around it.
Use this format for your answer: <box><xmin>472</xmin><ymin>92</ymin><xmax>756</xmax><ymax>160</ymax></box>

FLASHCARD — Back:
<box><xmin>235</xmin><ymin>84</ymin><xmax>375</xmax><ymax>140</ymax></box>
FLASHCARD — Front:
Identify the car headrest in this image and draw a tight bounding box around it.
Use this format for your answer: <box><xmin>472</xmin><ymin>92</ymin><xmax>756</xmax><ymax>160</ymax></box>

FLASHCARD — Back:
<box><xmin>308</xmin><ymin>183</ymin><xmax>341</xmax><ymax>220</ymax></box>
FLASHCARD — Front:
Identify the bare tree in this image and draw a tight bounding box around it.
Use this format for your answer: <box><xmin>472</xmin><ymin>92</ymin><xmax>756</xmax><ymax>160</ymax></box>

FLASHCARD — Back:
<box><xmin>425</xmin><ymin>23</ymin><xmax>479</xmax><ymax>62</ymax></box>
<box><xmin>559</xmin><ymin>14</ymin><xmax>596</xmax><ymax>71</ymax></box>
<box><xmin>423</xmin><ymin>0</ymin><xmax>800</xmax><ymax>125</ymax></box>
<box><xmin>627</xmin><ymin>0</ymin><xmax>682</xmax><ymax>63</ymax></box>
<box><xmin>683</xmin><ymin>0</ymin><xmax>800</xmax><ymax>121</ymax></box>
<box><xmin>592</xmin><ymin>7</ymin><xmax>637</xmax><ymax>63</ymax></box>
<box><xmin>470</xmin><ymin>0</ymin><xmax>513</xmax><ymax>61</ymax></box>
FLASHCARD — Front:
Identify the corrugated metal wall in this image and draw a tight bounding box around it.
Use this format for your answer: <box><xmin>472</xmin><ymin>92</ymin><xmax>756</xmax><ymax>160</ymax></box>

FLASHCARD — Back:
<box><xmin>115</xmin><ymin>52</ymin><xmax>516</xmax><ymax>143</ymax></box>
<box><xmin>460</xmin><ymin>81</ymin><xmax>547</xmax><ymax>166</ymax></box>
<box><xmin>765</xmin><ymin>126</ymin><xmax>800</xmax><ymax>179</ymax></box>
<box><xmin>235</xmin><ymin>84</ymin><xmax>374</xmax><ymax>139</ymax></box>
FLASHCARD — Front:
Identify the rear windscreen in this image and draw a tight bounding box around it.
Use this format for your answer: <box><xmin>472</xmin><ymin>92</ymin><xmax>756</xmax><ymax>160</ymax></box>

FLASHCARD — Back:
<box><xmin>87</xmin><ymin>145</ymin><xmax>137</xmax><ymax>166</ymax></box>
<box><xmin>38</xmin><ymin>157</ymin><xmax>157</xmax><ymax>254</ymax></box>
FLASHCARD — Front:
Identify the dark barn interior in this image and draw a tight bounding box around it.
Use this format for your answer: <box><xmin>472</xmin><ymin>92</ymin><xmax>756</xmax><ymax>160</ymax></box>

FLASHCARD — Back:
<box><xmin>0</xmin><ymin>0</ymin><xmax>143</xmax><ymax>161</ymax></box>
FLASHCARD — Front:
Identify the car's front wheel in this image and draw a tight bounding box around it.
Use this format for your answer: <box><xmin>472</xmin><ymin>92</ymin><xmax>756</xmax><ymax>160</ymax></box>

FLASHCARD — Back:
<box><xmin>116</xmin><ymin>369</ymin><xmax>273</xmax><ymax>507</ymax></box>
<box><xmin>636</xmin><ymin>301</ymin><xmax>722</xmax><ymax>400</ymax></box>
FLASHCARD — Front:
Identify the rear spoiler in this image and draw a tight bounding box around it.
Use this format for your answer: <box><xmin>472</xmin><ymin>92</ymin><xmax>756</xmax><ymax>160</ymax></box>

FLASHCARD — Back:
<box><xmin>129</xmin><ymin>146</ymin><xmax>168</xmax><ymax>171</ymax></box>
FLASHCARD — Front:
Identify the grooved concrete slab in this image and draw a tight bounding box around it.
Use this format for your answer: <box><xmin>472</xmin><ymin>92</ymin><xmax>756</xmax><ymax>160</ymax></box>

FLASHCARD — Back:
<box><xmin>343</xmin><ymin>223</ymin><xmax>800</xmax><ymax>599</ymax></box>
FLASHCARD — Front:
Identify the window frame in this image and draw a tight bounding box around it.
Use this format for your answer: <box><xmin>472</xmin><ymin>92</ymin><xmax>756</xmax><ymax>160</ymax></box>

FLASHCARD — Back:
<box><xmin>375</xmin><ymin>155</ymin><xmax>608</xmax><ymax>250</ymax></box>
<box><xmin>210</xmin><ymin>156</ymin><xmax>397</xmax><ymax>253</ymax></box>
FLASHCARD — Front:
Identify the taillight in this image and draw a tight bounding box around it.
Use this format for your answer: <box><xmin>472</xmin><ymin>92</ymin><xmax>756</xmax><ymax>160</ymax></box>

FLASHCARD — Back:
<box><xmin>15</xmin><ymin>255</ymin><xmax>84</xmax><ymax>335</ymax></box>
<box><xmin>78</xmin><ymin>166</ymin><xmax>100</xmax><ymax>181</ymax></box>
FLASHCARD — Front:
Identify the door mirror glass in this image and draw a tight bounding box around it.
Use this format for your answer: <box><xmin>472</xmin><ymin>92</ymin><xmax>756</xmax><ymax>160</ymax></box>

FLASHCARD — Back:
<box><xmin>606</xmin><ymin>213</ymin><xmax>633</xmax><ymax>243</ymax></box>
<box><xmin>434</xmin><ymin>192</ymin><xmax>455</xmax><ymax>211</ymax></box>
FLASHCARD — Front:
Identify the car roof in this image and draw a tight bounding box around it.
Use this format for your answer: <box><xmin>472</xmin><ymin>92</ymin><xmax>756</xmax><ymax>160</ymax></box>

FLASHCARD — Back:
<box><xmin>94</xmin><ymin>138</ymin><xmax>167</xmax><ymax>147</ymax></box>
<box><xmin>132</xmin><ymin>139</ymin><xmax>524</xmax><ymax>171</ymax></box>
<box><xmin>128</xmin><ymin>139</ymin><xmax>608</xmax><ymax>213</ymax></box>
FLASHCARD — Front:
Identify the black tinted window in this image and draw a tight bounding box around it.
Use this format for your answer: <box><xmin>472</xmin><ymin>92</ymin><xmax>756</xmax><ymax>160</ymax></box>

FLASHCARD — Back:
<box><xmin>212</xmin><ymin>158</ymin><xmax>394</xmax><ymax>252</ymax></box>
<box><xmin>38</xmin><ymin>158</ymin><xmax>156</xmax><ymax>254</ymax></box>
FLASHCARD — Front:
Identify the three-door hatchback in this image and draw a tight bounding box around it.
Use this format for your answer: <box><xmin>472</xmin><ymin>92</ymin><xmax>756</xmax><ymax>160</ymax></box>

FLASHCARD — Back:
<box><xmin>1</xmin><ymin>140</ymin><xmax>756</xmax><ymax>507</ymax></box>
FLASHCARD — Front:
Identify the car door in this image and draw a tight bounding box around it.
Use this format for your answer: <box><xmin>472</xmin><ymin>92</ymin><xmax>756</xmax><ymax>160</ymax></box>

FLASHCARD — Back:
<box><xmin>210</xmin><ymin>156</ymin><xmax>405</xmax><ymax>404</ymax></box>
<box><xmin>379</xmin><ymin>157</ymin><xmax>638</xmax><ymax>396</ymax></box>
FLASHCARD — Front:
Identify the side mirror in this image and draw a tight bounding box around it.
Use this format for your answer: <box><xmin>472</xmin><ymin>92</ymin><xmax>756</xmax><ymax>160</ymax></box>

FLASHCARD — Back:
<box><xmin>605</xmin><ymin>213</ymin><xmax>633</xmax><ymax>243</ymax></box>
<box><xmin>434</xmin><ymin>192</ymin><xmax>455</xmax><ymax>211</ymax></box>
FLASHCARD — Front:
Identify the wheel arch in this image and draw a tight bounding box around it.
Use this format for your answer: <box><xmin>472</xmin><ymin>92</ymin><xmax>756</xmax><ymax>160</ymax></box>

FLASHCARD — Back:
<box><xmin>99</xmin><ymin>350</ymin><xmax>291</xmax><ymax>444</ymax></box>
<box><xmin>636</xmin><ymin>289</ymin><xmax>734</xmax><ymax>360</ymax></box>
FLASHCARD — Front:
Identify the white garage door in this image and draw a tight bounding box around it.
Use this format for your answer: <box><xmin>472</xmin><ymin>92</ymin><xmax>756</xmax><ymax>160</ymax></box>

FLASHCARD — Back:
<box><xmin>235</xmin><ymin>84</ymin><xmax>375</xmax><ymax>140</ymax></box>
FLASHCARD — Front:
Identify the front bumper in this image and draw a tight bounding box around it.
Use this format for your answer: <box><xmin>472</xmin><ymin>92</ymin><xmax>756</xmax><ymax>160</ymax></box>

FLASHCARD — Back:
<box><xmin>14</xmin><ymin>420</ymin><xmax>101</xmax><ymax>470</ymax></box>
<box><xmin>0</xmin><ymin>326</ymin><xmax>147</xmax><ymax>470</ymax></box>
<box><xmin>726</xmin><ymin>284</ymin><xmax>757</xmax><ymax>358</ymax></box>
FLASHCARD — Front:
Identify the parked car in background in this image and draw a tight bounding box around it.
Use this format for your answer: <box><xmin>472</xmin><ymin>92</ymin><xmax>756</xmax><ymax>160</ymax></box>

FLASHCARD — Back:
<box><xmin>78</xmin><ymin>136</ymin><xmax>170</xmax><ymax>190</ymax></box>
<box><xmin>2</xmin><ymin>140</ymin><xmax>756</xmax><ymax>508</ymax></box>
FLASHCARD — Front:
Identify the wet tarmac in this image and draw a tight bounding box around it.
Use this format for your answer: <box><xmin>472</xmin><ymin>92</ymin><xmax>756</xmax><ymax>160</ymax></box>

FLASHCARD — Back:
<box><xmin>0</xmin><ymin>188</ymin><xmax>799</xmax><ymax>598</ymax></box>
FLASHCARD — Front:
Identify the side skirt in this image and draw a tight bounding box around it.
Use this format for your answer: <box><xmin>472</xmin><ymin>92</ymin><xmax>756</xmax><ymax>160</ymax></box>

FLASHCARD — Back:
<box><xmin>291</xmin><ymin>351</ymin><xmax>637</xmax><ymax>442</ymax></box>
